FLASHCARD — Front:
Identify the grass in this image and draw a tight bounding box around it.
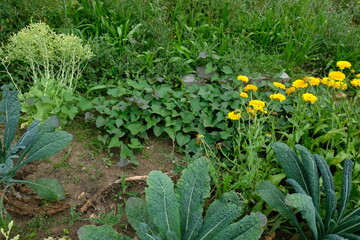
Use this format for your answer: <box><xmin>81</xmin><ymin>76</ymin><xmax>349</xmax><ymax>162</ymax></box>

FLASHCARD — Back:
<box><xmin>1</xmin><ymin>0</ymin><xmax>359</xmax><ymax>89</ymax></box>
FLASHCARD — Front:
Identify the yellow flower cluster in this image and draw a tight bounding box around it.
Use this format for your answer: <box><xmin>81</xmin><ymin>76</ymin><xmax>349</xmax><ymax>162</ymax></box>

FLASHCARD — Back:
<box><xmin>285</xmin><ymin>87</ymin><xmax>296</xmax><ymax>95</ymax></box>
<box><xmin>273</xmin><ymin>82</ymin><xmax>286</xmax><ymax>90</ymax></box>
<box><xmin>350</xmin><ymin>79</ymin><xmax>360</xmax><ymax>87</ymax></box>
<box><xmin>328</xmin><ymin>71</ymin><xmax>346</xmax><ymax>81</ymax></box>
<box><xmin>237</xmin><ymin>75</ymin><xmax>249</xmax><ymax>83</ymax></box>
<box><xmin>269</xmin><ymin>93</ymin><xmax>286</xmax><ymax>102</ymax></box>
<box><xmin>244</xmin><ymin>84</ymin><xmax>258</xmax><ymax>92</ymax></box>
<box><xmin>306</xmin><ymin>77</ymin><xmax>321</xmax><ymax>86</ymax></box>
<box><xmin>227</xmin><ymin>111</ymin><xmax>241</xmax><ymax>120</ymax></box>
<box><xmin>302</xmin><ymin>93</ymin><xmax>317</xmax><ymax>104</ymax></box>
<box><xmin>239</xmin><ymin>92</ymin><xmax>248</xmax><ymax>98</ymax></box>
<box><xmin>292</xmin><ymin>79</ymin><xmax>308</xmax><ymax>89</ymax></box>
<box><xmin>336</xmin><ymin>61</ymin><xmax>352</xmax><ymax>70</ymax></box>
<box><xmin>248</xmin><ymin>100</ymin><xmax>267</xmax><ymax>114</ymax></box>
<box><xmin>195</xmin><ymin>133</ymin><xmax>204</xmax><ymax>144</ymax></box>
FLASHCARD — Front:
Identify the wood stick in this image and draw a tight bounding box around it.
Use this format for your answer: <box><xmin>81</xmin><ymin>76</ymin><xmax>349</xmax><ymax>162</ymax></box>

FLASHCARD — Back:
<box><xmin>80</xmin><ymin>171</ymin><xmax>173</xmax><ymax>212</ymax></box>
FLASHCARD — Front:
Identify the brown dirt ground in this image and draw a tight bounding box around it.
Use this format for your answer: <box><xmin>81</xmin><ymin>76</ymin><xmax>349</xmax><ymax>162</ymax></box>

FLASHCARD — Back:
<box><xmin>5</xmin><ymin>125</ymin><xmax>180</xmax><ymax>240</ymax></box>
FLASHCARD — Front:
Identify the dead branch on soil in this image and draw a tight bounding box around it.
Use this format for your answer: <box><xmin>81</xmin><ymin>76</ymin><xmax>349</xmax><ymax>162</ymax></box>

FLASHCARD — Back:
<box><xmin>80</xmin><ymin>171</ymin><xmax>174</xmax><ymax>213</ymax></box>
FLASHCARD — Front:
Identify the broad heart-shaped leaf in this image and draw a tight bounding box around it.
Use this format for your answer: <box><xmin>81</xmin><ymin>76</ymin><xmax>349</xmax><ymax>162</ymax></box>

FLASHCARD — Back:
<box><xmin>338</xmin><ymin>159</ymin><xmax>354</xmax><ymax>221</ymax></box>
<box><xmin>197</xmin><ymin>192</ymin><xmax>243</xmax><ymax>240</ymax></box>
<box><xmin>295</xmin><ymin>144</ymin><xmax>320</xmax><ymax>211</ymax></box>
<box><xmin>285</xmin><ymin>193</ymin><xmax>318</xmax><ymax>240</ymax></box>
<box><xmin>24</xmin><ymin>131</ymin><xmax>72</xmax><ymax>163</ymax></box>
<box><xmin>313</xmin><ymin>154</ymin><xmax>337</xmax><ymax>229</ymax></box>
<box><xmin>254</xmin><ymin>181</ymin><xmax>307</xmax><ymax>239</ymax></box>
<box><xmin>176</xmin><ymin>158</ymin><xmax>210</xmax><ymax>240</ymax></box>
<box><xmin>213</xmin><ymin>212</ymin><xmax>266</xmax><ymax>240</ymax></box>
<box><xmin>272</xmin><ymin>142</ymin><xmax>310</xmax><ymax>194</ymax></box>
<box><xmin>78</xmin><ymin>225</ymin><xmax>129</xmax><ymax>240</ymax></box>
<box><xmin>0</xmin><ymin>84</ymin><xmax>21</xmax><ymax>150</ymax></box>
<box><xmin>175</xmin><ymin>132</ymin><xmax>191</xmax><ymax>147</ymax></box>
<box><xmin>12</xmin><ymin>178</ymin><xmax>65</xmax><ymax>200</ymax></box>
<box><xmin>145</xmin><ymin>171</ymin><xmax>180</xmax><ymax>239</ymax></box>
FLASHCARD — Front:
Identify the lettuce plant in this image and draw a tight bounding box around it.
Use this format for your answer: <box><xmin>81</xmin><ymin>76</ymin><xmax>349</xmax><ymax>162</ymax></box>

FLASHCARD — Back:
<box><xmin>0</xmin><ymin>85</ymin><xmax>72</xmax><ymax>222</ymax></box>
<box><xmin>78</xmin><ymin>158</ymin><xmax>266</xmax><ymax>240</ymax></box>
<box><xmin>255</xmin><ymin>142</ymin><xmax>360</xmax><ymax>240</ymax></box>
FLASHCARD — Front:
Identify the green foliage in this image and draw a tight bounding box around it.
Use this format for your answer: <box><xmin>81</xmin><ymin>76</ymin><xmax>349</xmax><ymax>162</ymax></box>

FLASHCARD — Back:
<box><xmin>77</xmin><ymin>225</ymin><xmax>131</xmax><ymax>240</ymax></box>
<box><xmin>125</xmin><ymin>158</ymin><xmax>266</xmax><ymax>240</ymax></box>
<box><xmin>255</xmin><ymin>142</ymin><xmax>360</xmax><ymax>240</ymax></box>
<box><xmin>0</xmin><ymin>221</ymin><xmax>19</xmax><ymax>240</ymax></box>
<box><xmin>0</xmin><ymin>85</ymin><xmax>72</xmax><ymax>222</ymax></box>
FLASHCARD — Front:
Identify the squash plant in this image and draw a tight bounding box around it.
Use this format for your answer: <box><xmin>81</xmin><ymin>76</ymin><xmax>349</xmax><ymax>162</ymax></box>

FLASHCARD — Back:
<box><xmin>0</xmin><ymin>85</ymin><xmax>72</xmax><ymax>224</ymax></box>
<box><xmin>78</xmin><ymin>158</ymin><xmax>266</xmax><ymax>240</ymax></box>
<box><xmin>255</xmin><ymin>142</ymin><xmax>360</xmax><ymax>240</ymax></box>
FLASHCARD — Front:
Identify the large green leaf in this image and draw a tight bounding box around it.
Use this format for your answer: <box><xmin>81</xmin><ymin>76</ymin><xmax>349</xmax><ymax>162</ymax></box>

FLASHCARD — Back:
<box><xmin>313</xmin><ymin>154</ymin><xmax>337</xmax><ymax>229</ymax></box>
<box><xmin>334</xmin><ymin>216</ymin><xmax>360</xmax><ymax>234</ymax></box>
<box><xmin>254</xmin><ymin>181</ymin><xmax>308</xmax><ymax>239</ymax></box>
<box><xmin>12</xmin><ymin>120</ymin><xmax>40</xmax><ymax>155</ymax></box>
<box><xmin>295</xmin><ymin>144</ymin><xmax>320</xmax><ymax>210</ymax></box>
<box><xmin>0</xmin><ymin>85</ymin><xmax>21</xmax><ymax>150</ymax></box>
<box><xmin>12</xmin><ymin>178</ymin><xmax>65</xmax><ymax>200</ymax></box>
<box><xmin>176</xmin><ymin>158</ymin><xmax>210</xmax><ymax>240</ymax></box>
<box><xmin>25</xmin><ymin>131</ymin><xmax>73</xmax><ymax>163</ymax></box>
<box><xmin>145</xmin><ymin>171</ymin><xmax>180</xmax><ymax>239</ymax></box>
<box><xmin>338</xmin><ymin>159</ymin><xmax>354</xmax><ymax>221</ymax></box>
<box><xmin>285</xmin><ymin>193</ymin><xmax>318</xmax><ymax>240</ymax></box>
<box><xmin>78</xmin><ymin>225</ymin><xmax>128</xmax><ymax>240</ymax></box>
<box><xmin>214</xmin><ymin>212</ymin><xmax>266</xmax><ymax>240</ymax></box>
<box><xmin>272</xmin><ymin>142</ymin><xmax>309</xmax><ymax>194</ymax></box>
<box><xmin>197</xmin><ymin>192</ymin><xmax>243</xmax><ymax>240</ymax></box>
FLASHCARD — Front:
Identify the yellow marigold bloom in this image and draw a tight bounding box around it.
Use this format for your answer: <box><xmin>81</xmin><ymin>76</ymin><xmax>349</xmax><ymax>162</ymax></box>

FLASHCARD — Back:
<box><xmin>247</xmin><ymin>107</ymin><xmax>256</xmax><ymax>116</ymax></box>
<box><xmin>336</xmin><ymin>61</ymin><xmax>352</xmax><ymax>70</ymax></box>
<box><xmin>328</xmin><ymin>71</ymin><xmax>346</xmax><ymax>81</ymax></box>
<box><xmin>327</xmin><ymin>80</ymin><xmax>335</xmax><ymax>87</ymax></box>
<box><xmin>356</xmin><ymin>74</ymin><xmax>360</xmax><ymax>78</ymax></box>
<box><xmin>321</xmin><ymin>77</ymin><xmax>329</xmax><ymax>85</ymax></box>
<box><xmin>237</xmin><ymin>75</ymin><xmax>249</xmax><ymax>83</ymax></box>
<box><xmin>273</xmin><ymin>82</ymin><xmax>286</xmax><ymax>90</ymax></box>
<box><xmin>249</xmin><ymin>100</ymin><xmax>265</xmax><ymax>108</ymax></box>
<box><xmin>302</xmin><ymin>93</ymin><xmax>317</xmax><ymax>104</ymax></box>
<box><xmin>292</xmin><ymin>79</ymin><xmax>308</xmax><ymax>89</ymax></box>
<box><xmin>351</xmin><ymin>69</ymin><xmax>355</xmax><ymax>73</ymax></box>
<box><xmin>334</xmin><ymin>82</ymin><xmax>348</xmax><ymax>90</ymax></box>
<box><xmin>285</xmin><ymin>87</ymin><xmax>296</xmax><ymax>95</ymax></box>
<box><xmin>244</xmin><ymin>84</ymin><xmax>258</xmax><ymax>92</ymax></box>
<box><xmin>350</xmin><ymin>79</ymin><xmax>360</xmax><ymax>87</ymax></box>
<box><xmin>239</xmin><ymin>92</ymin><xmax>248</xmax><ymax>98</ymax></box>
<box><xmin>270</xmin><ymin>93</ymin><xmax>286</xmax><ymax>102</ymax></box>
<box><xmin>227</xmin><ymin>111</ymin><xmax>241</xmax><ymax>120</ymax></box>
<box><xmin>309</xmin><ymin>77</ymin><xmax>321</xmax><ymax>86</ymax></box>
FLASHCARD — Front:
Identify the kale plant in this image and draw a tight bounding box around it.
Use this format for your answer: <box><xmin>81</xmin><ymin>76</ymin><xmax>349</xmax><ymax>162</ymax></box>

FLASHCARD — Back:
<box><xmin>255</xmin><ymin>142</ymin><xmax>360</xmax><ymax>240</ymax></box>
<box><xmin>0</xmin><ymin>85</ymin><xmax>72</xmax><ymax>223</ymax></box>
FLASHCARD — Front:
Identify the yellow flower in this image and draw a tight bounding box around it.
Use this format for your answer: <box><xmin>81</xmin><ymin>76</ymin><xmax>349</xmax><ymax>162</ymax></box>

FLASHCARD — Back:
<box><xmin>239</xmin><ymin>92</ymin><xmax>248</xmax><ymax>98</ymax></box>
<box><xmin>227</xmin><ymin>111</ymin><xmax>241</xmax><ymax>120</ymax></box>
<box><xmin>292</xmin><ymin>79</ymin><xmax>308</xmax><ymax>89</ymax></box>
<box><xmin>249</xmin><ymin>100</ymin><xmax>267</xmax><ymax>113</ymax></box>
<box><xmin>269</xmin><ymin>93</ymin><xmax>286</xmax><ymax>102</ymax></box>
<box><xmin>351</xmin><ymin>69</ymin><xmax>355</xmax><ymax>73</ymax></box>
<box><xmin>321</xmin><ymin>77</ymin><xmax>329</xmax><ymax>85</ymax></box>
<box><xmin>196</xmin><ymin>134</ymin><xmax>204</xmax><ymax>144</ymax></box>
<box><xmin>308</xmin><ymin>77</ymin><xmax>321</xmax><ymax>86</ymax></box>
<box><xmin>327</xmin><ymin>80</ymin><xmax>335</xmax><ymax>87</ymax></box>
<box><xmin>350</xmin><ymin>79</ymin><xmax>360</xmax><ymax>87</ymax></box>
<box><xmin>285</xmin><ymin>87</ymin><xmax>296</xmax><ymax>95</ymax></box>
<box><xmin>244</xmin><ymin>84</ymin><xmax>258</xmax><ymax>92</ymax></box>
<box><xmin>273</xmin><ymin>82</ymin><xmax>286</xmax><ymax>90</ymax></box>
<box><xmin>302</xmin><ymin>93</ymin><xmax>317</xmax><ymax>104</ymax></box>
<box><xmin>334</xmin><ymin>82</ymin><xmax>348</xmax><ymax>90</ymax></box>
<box><xmin>356</xmin><ymin>74</ymin><xmax>360</xmax><ymax>78</ymax></box>
<box><xmin>237</xmin><ymin>75</ymin><xmax>249</xmax><ymax>83</ymax></box>
<box><xmin>247</xmin><ymin>107</ymin><xmax>256</xmax><ymax>116</ymax></box>
<box><xmin>328</xmin><ymin>71</ymin><xmax>346</xmax><ymax>81</ymax></box>
<box><xmin>336</xmin><ymin>61</ymin><xmax>352</xmax><ymax>70</ymax></box>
